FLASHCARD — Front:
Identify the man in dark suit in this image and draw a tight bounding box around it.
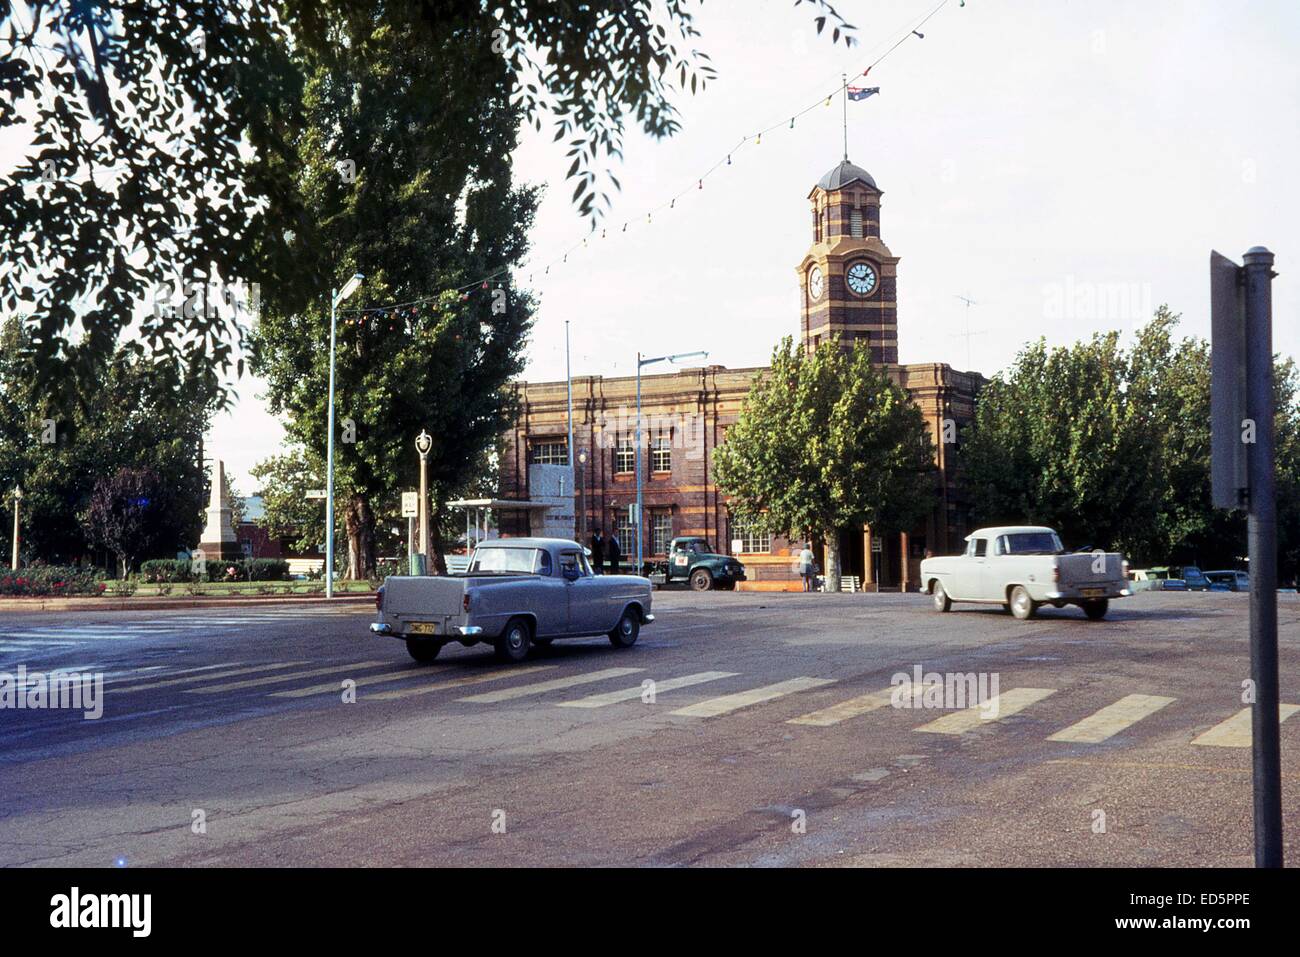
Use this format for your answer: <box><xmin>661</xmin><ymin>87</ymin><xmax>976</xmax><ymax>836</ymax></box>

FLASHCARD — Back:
<box><xmin>589</xmin><ymin>530</ymin><xmax>605</xmax><ymax>574</ymax></box>
<box><xmin>606</xmin><ymin>532</ymin><xmax>622</xmax><ymax>575</ymax></box>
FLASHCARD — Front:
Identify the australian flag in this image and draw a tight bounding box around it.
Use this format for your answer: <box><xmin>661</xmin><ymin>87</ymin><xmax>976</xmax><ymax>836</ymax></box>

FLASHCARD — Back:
<box><xmin>847</xmin><ymin>86</ymin><xmax>880</xmax><ymax>101</ymax></box>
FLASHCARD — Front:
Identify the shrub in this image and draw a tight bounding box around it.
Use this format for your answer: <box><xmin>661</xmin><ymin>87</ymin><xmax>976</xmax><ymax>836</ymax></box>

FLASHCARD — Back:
<box><xmin>138</xmin><ymin>557</ymin><xmax>291</xmax><ymax>583</ymax></box>
<box><xmin>0</xmin><ymin>564</ymin><xmax>108</xmax><ymax>597</ymax></box>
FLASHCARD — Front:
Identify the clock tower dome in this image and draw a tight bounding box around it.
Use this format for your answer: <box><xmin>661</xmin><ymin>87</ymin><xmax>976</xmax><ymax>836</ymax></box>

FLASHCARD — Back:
<box><xmin>797</xmin><ymin>158</ymin><xmax>899</xmax><ymax>363</ymax></box>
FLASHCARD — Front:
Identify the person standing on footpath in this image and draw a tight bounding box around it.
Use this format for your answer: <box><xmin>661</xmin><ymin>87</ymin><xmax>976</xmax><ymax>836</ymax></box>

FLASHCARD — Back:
<box><xmin>798</xmin><ymin>542</ymin><xmax>816</xmax><ymax>592</ymax></box>
<box><xmin>590</xmin><ymin>529</ymin><xmax>605</xmax><ymax>574</ymax></box>
<box><xmin>607</xmin><ymin>532</ymin><xmax>622</xmax><ymax>575</ymax></box>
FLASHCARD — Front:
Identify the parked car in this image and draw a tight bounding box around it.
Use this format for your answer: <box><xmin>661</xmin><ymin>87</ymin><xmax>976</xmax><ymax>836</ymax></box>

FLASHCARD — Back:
<box><xmin>1204</xmin><ymin>570</ymin><xmax>1250</xmax><ymax>592</ymax></box>
<box><xmin>1176</xmin><ymin>566</ymin><xmax>1212</xmax><ymax>591</ymax></box>
<box><xmin>647</xmin><ymin>537</ymin><xmax>746</xmax><ymax>591</ymax></box>
<box><xmin>920</xmin><ymin>526</ymin><xmax>1130</xmax><ymax>620</ymax></box>
<box><xmin>1133</xmin><ymin>566</ymin><xmax>1186</xmax><ymax>591</ymax></box>
<box><xmin>370</xmin><ymin>538</ymin><xmax>655</xmax><ymax>663</ymax></box>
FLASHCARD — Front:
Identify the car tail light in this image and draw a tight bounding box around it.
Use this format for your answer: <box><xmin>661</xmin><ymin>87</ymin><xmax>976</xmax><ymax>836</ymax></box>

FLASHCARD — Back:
<box><xmin>1122</xmin><ymin>559</ymin><xmax>1129</xmax><ymax>579</ymax></box>
<box><xmin>1052</xmin><ymin>564</ymin><xmax>1060</xmax><ymax>582</ymax></box>
<box><xmin>376</xmin><ymin>586</ymin><xmax>385</xmax><ymax>613</ymax></box>
<box><xmin>463</xmin><ymin>591</ymin><xmax>472</xmax><ymax>613</ymax></box>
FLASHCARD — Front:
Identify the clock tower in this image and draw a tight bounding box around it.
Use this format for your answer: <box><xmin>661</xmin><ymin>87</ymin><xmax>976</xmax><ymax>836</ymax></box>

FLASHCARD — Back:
<box><xmin>797</xmin><ymin>158</ymin><xmax>899</xmax><ymax>363</ymax></box>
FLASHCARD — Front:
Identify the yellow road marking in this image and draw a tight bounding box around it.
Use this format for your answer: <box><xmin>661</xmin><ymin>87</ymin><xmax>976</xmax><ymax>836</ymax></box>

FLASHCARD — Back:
<box><xmin>458</xmin><ymin>667</ymin><xmax>643</xmax><ymax>703</ymax></box>
<box><xmin>184</xmin><ymin>661</ymin><xmax>391</xmax><ymax>694</ymax></box>
<box><xmin>116</xmin><ymin>662</ymin><xmax>307</xmax><ymax>692</ymax></box>
<box><xmin>1047</xmin><ymin>694</ymin><xmax>1176</xmax><ymax>744</ymax></box>
<box><xmin>914</xmin><ymin>687</ymin><xmax>1056</xmax><ymax>734</ymax></box>
<box><xmin>787</xmin><ymin>684</ymin><xmax>925</xmax><ymax>727</ymax></box>
<box><xmin>557</xmin><ymin>671</ymin><xmax>738</xmax><ymax>709</ymax></box>
<box><xmin>669</xmin><ymin>676</ymin><xmax>836</xmax><ymax>718</ymax></box>
<box><xmin>1191</xmin><ymin>704</ymin><xmax>1300</xmax><ymax>748</ymax></box>
<box><xmin>365</xmin><ymin>665</ymin><xmax>557</xmax><ymax>701</ymax></box>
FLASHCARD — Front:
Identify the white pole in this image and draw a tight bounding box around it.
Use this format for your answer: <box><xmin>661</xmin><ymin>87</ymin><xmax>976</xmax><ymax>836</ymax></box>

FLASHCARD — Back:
<box><xmin>325</xmin><ymin>290</ymin><xmax>338</xmax><ymax>598</ymax></box>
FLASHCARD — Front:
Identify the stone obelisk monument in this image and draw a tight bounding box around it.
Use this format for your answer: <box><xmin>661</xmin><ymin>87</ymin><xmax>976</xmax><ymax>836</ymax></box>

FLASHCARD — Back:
<box><xmin>198</xmin><ymin>459</ymin><xmax>240</xmax><ymax>560</ymax></box>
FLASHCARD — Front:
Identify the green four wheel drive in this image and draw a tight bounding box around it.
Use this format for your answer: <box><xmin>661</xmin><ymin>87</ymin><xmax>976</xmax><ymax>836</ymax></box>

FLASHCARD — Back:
<box><xmin>649</xmin><ymin>537</ymin><xmax>747</xmax><ymax>591</ymax></box>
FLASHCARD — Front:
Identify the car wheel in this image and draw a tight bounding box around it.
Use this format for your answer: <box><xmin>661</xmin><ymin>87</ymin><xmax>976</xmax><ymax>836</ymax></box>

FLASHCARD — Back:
<box><xmin>1009</xmin><ymin>585</ymin><xmax>1037</xmax><ymax>620</ymax></box>
<box><xmin>932</xmin><ymin>582</ymin><xmax>951</xmax><ymax>613</ymax></box>
<box><xmin>405</xmin><ymin>638</ymin><xmax>442</xmax><ymax>663</ymax></box>
<box><xmin>608</xmin><ymin>608</ymin><xmax>640</xmax><ymax>648</ymax></box>
<box><xmin>495</xmin><ymin>617</ymin><xmax>532</xmax><ymax>663</ymax></box>
<box><xmin>689</xmin><ymin>569</ymin><xmax>714</xmax><ymax>591</ymax></box>
<box><xmin>1082</xmin><ymin>598</ymin><xmax>1109</xmax><ymax>621</ymax></box>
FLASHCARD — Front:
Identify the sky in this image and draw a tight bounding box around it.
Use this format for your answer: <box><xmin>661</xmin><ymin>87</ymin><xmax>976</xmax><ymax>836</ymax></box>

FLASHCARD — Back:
<box><xmin>54</xmin><ymin>0</ymin><xmax>1300</xmax><ymax>491</ymax></box>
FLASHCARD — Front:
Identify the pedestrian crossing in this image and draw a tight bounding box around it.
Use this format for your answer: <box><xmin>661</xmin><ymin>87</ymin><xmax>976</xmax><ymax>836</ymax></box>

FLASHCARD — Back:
<box><xmin>43</xmin><ymin>654</ymin><xmax>1300</xmax><ymax>754</ymax></box>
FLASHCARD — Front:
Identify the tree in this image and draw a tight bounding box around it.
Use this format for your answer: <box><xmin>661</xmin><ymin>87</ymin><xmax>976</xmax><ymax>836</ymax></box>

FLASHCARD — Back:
<box><xmin>714</xmin><ymin>337</ymin><xmax>935</xmax><ymax>591</ymax></box>
<box><xmin>1</xmin><ymin>1</ymin><xmax>856</xmax><ymax>399</ymax></box>
<box><xmin>249</xmin><ymin>13</ymin><xmax>537</xmax><ymax>579</ymax></box>
<box><xmin>82</xmin><ymin>467</ymin><xmax>180</xmax><ymax>577</ymax></box>
<box><xmin>0</xmin><ymin>317</ymin><xmax>210</xmax><ymax>567</ymax></box>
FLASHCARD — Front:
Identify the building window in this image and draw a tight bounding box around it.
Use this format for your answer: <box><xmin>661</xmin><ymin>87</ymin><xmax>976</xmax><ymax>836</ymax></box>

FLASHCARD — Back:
<box><xmin>529</xmin><ymin>439</ymin><xmax>568</xmax><ymax>465</ymax></box>
<box><xmin>651</xmin><ymin>436</ymin><xmax>671</xmax><ymax>473</ymax></box>
<box><xmin>651</xmin><ymin>510</ymin><xmax>673</xmax><ymax>555</ymax></box>
<box><xmin>614</xmin><ymin>437</ymin><xmax>635</xmax><ymax>474</ymax></box>
<box><xmin>731</xmin><ymin>517</ymin><xmax>771</xmax><ymax>554</ymax></box>
<box><xmin>614</xmin><ymin>510</ymin><xmax>636</xmax><ymax>563</ymax></box>
<box><xmin>850</xmin><ymin>208</ymin><xmax>863</xmax><ymax>238</ymax></box>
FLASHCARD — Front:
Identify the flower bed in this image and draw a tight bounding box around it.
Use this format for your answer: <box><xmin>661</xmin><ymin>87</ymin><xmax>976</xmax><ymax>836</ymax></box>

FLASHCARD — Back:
<box><xmin>0</xmin><ymin>565</ymin><xmax>108</xmax><ymax>597</ymax></box>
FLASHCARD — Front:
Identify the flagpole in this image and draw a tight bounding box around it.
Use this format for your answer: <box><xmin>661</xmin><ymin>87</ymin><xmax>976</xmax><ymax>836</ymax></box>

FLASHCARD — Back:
<box><xmin>842</xmin><ymin>72</ymin><xmax>848</xmax><ymax>161</ymax></box>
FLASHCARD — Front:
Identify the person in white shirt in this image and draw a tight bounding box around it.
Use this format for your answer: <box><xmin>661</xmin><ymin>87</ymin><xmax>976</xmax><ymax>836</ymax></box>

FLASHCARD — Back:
<box><xmin>798</xmin><ymin>544</ymin><xmax>816</xmax><ymax>592</ymax></box>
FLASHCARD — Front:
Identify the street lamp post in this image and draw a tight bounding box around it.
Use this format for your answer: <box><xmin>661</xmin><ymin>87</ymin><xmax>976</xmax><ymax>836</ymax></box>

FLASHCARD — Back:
<box><xmin>577</xmin><ymin>450</ymin><xmax>588</xmax><ymax>540</ymax></box>
<box><xmin>635</xmin><ymin>349</ymin><xmax>708</xmax><ymax>573</ymax></box>
<box><xmin>415</xmin><ymin>430</ymin><xmax>432</xmax><ymax>574</ymax></box>
<box><xmin>10</xmin><ymin>486</ymin><xmax>21</xmax><ymax>570</ymax></box>
<box><xmin>325</xmin><ymin>272</ymin><xmax>364</xmax><ymax>599</ymax></box>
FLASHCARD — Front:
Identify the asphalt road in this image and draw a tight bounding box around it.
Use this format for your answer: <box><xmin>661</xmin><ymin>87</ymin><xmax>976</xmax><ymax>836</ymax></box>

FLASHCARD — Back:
<box><xmin>1</xmin><ymin>589</ymin><xmax>1297</xmax><ymax>867</ymax></box>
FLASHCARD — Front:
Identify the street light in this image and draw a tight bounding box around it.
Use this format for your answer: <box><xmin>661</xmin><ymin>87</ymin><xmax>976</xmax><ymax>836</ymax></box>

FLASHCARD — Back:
<box><xmin>415</xmin><ymin>429</ymin><xmax>432</xmax><ymax>574</ymax></box>
<box><xmin>636</xmin><ymin>349</ymin><xmax>708</xmax><ymax>572</ymax></box>
<box><xmin>325</xmin><ymin>272</ymin><xmax>364</xmax><ymax>598</ymax></box>
<box><xmin>577</xmin><ymin>450</ymin><xmax>588</xmax><ymax>540</ymax></box>
<box><xmin>10</xmin><ymin>486</ymin><xmax>21</xmax><ymax>570</ymax></box>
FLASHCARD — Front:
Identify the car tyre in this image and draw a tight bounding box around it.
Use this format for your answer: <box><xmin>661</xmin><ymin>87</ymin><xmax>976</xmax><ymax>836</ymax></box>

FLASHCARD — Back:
<box><xmin>1009</xmin><ymin>585</ymin><xmax>1037</xmax><ymax>620</ymax></box>
<box><xmin>689</xmin><ymin>569</ymin><xmax>714</xmax><ymax>591</ymax></box>
<box><xmin>495</xmin><ymin>617</ymin><xmax>532</xmax><ymax>663</ymax></box>
<box><xmin>609</xmin><ymin>607</ymin><xmax>641</xmax><ymax>648</ymax></box>
<box><xmin>405</xmin><ymin>637</ymin><xmax>442</xmax><ymax>663</ymax></box>
<box><xmin>932</xmin><ymin>582</ymin><xmax>952</xmax><ymax>613</ymax></box>
<box><xmin>1082</xmin><ymin>598</ymin><xmax>1109</xmax><ymax>621</ymax></box>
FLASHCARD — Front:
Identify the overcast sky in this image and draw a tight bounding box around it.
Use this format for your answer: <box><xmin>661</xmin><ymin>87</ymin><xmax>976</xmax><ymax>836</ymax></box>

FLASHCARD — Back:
<box><xmin>172</xmin><ymin>1</ymin><xmax>1300</xmax><ymax>489</ymax></box>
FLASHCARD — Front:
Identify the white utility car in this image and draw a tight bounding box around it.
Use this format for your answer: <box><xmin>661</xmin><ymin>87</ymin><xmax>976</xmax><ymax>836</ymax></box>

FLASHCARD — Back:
<box><xmin>919</xmin><ymin>526</ymin><xmax>1130</xmax><ymax>620</ymax></box>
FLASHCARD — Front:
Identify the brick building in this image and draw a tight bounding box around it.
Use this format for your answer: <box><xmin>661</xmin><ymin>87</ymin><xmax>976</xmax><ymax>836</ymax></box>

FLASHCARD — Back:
<box><xmin>499</xmin><ymin>158</ymin><xmax>985</xmax><ymax>589</ymax></box>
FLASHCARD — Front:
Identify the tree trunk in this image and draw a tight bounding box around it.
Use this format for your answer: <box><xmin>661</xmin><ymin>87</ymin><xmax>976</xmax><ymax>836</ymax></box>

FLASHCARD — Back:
<box><xmin>344</xmin><ymin>494</ymin><xmax>377</xmax><ymax>580</ymax></box>
<box><xmin>823</xmin><ymin>530</ymin><xmax>841</xmax><ymax>593</ymax></box>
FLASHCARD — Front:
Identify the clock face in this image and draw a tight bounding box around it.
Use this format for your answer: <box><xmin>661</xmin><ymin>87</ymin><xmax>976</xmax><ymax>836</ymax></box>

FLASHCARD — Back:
<box><xmin>847</xmin><ymin>261</ymin><xmax>878</xmax><ymax>296</ymax></box>
<box><xmin>808</xmin><ymin>265</ymin><xmax>824</xmax><ymax>300</ymax></box>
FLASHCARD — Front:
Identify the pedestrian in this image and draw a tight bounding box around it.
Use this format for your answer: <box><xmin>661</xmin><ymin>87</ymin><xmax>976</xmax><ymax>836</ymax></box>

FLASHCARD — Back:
<box><xmin>590</xmin><ymin>529</ymin><xmax>605</xmax><ymax>574</ymax></box>
<box><xmin>798</xmin><ymin>542</ymin><xmax>816</xmax><ymax>592</ymax></box>
<box><xmin>607</xmin><ymin>532</ymin><xmax>622</xmax><ymax>575</ymax></box>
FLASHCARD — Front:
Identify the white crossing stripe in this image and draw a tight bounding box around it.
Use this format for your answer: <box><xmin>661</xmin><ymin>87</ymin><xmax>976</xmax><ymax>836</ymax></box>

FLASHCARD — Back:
<box><xmin>185</xmin><ymin>661</ymin><xmax>390</xmax><ymax>694</ymax></box>
<box><xmin>914</xmin><ymin>687</ymin><xmax>1057</xmax><ymax>735</ymax></box>
<box><xmin>367</xmin><ymin>665</ymin><xmax>558</xmax><ymax>702</ymax></box>
<box><xmin>669</xmin><ymin>676</ymin><xmax>836</xmax><ymax>718</ymax></box>
<box><xmin>459</xmin><ymin>667</ymin><xmax>644</xmax><ymax>704</ymax></box>
<box><xmin>270</xmin><ymin>665</ymin><xmax>457</xmax><ymax>698</ymax></box>
<box><xmin>1191</xmin><ymin>704</ymin><xmax>1300</xmax><ymax>748</ymax></box>
<box><xmin>557</xmin><ymin>671</ymin><xmax>737</xmax><ymax>709</ymax></box>
<box><xmin>104</xmin><ymin>662</ymin><xmax>244</xmax><ymax>686</ymax></box>
<box><xmin>786</xmin><ymin>685</ymin><xmax>923</xmax><ymax>727</ymax></box>
<box><xmin>1046</xmin><ymin>694</ymin><xmax>1176</xmax><ymax>743</ymax></box>
<box><xmin>116</xmin><ymin>661</ymin><xmax>308</xmax><ymax>692</ymax></box>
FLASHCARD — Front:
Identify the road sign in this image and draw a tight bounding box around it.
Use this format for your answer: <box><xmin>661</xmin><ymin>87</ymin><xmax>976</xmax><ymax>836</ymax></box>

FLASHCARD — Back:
<box><xmin>1210</xmin><ymin>245</ymin><xmax>1282</xmax><ymax>868</ymax></box>
<box><xmin>401</xmin><ymin>491</ymin><xmax>419</xmax><ymax>518</ymax></box>
<box><xmin>305</xmin><ymin>489</ymin><xmax>327</xmax><ymax>500</ymax></box>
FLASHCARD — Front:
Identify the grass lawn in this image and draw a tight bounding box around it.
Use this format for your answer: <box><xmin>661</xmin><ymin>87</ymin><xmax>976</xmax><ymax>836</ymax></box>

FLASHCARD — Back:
<box><xmin>104</xmin><ymin>580</ymin><xmax>376</xmax><ymax>598</ymax></box>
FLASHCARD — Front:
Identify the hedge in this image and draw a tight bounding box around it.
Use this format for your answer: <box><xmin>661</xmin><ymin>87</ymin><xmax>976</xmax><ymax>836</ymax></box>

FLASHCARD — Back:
<box><xmin>0</xmin><ymin>564</ymin><xmax>107</xmax><ymax>597</ymax></box>
<box><xmin>137</xmin><ymin>558</ymin><xmax>291</xmax><ymax>583</ymax></box>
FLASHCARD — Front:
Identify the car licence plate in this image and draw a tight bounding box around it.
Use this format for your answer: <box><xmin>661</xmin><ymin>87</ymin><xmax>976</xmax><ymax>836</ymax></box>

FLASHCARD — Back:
<box><xmin>408</xmin><ymin>621</ymin><xmax>438</xmax><ymax>635</ymax></box>
<box><xmin>1081</xmin><ymin>587</ymin><xmax>1104</xmax><ymax>598</ymax></box>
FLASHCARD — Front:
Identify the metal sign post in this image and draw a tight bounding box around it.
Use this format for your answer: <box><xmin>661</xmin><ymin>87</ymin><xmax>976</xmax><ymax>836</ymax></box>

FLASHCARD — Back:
<box><xmin>1210</xmin><ymin>246</ymin><xmax>1281</xmax><ymax>867</ymax></box>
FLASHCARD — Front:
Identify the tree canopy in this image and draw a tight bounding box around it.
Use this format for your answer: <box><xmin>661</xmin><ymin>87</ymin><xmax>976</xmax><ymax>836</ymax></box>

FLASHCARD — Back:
<box><xmin>714</xmin><ymin>337</ymin><xmax>935</xmax><ymax>590</ymax></box>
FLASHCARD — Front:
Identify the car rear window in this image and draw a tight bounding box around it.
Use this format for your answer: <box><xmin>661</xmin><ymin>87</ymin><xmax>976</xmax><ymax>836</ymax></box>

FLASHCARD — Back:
<box><xmin>470</xmin><ymin>547</ymin><xmax>540</xmax><ymax>574</ymax></box>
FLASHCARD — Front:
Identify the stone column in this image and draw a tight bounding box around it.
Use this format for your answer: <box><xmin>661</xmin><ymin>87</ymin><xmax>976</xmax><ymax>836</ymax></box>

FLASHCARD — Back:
<box><xmin>900</xmin><ymin>531</ymin><xmax>911</xmax><ymax>592</ymax></box>
<box><xmin>863</xmin><ymin>523</ymin><xmax>874</xmax><ymax>585</ymax></box>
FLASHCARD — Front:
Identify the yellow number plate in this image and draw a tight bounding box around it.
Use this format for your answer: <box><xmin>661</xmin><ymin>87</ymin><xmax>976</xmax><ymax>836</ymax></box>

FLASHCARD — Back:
<box><xmin>408</xmin><ymin>621</ymin><xmax>438</xmax><ymax>635</ymax></box>
<box><xmin>1081</xmin><ymin>587</ymin><xmax>1104</xmax><ymax>598</ymax></box>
